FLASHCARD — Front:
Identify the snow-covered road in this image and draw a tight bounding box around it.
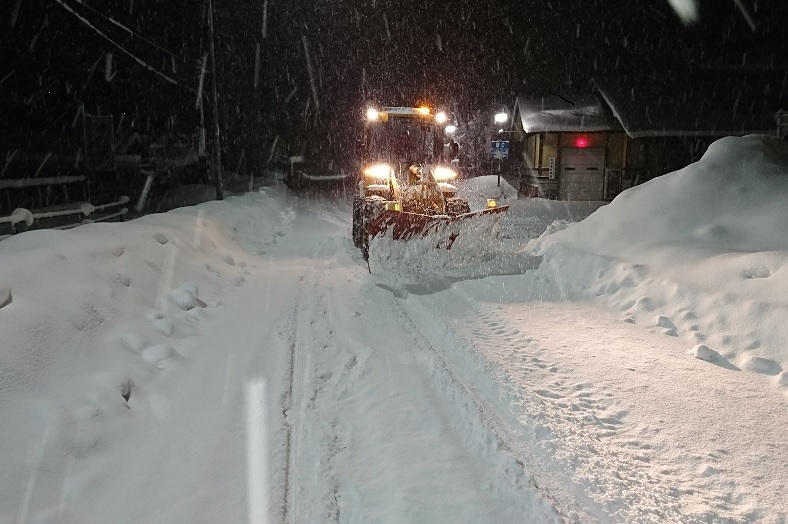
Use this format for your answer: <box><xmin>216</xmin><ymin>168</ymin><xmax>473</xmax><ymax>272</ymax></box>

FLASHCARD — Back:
<box><xmin>3</xmin><ymin>136</ymin><xmax>788</xmax><ymax>524</ymax></box>
<box><xmin>261</xmin><ymin>195</ymin><xmax>560</xmax><ymax>523</ymax></box>
<box><xmin>231</xmin><ymin>189</ymin><xmax>787</xmax><ymax>523</ymax></box>
<box><xmin>407</xmin><ymin>285</ymin><xmax>788</xmax><ymax>523</ymax></box>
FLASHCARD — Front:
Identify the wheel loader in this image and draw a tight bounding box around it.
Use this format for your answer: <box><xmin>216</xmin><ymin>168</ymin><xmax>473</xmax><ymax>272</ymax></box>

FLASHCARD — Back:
<box><xmin>351</xmin><ymin>105</ymin><xmax>508</xmax><ymax>261</ymax></box>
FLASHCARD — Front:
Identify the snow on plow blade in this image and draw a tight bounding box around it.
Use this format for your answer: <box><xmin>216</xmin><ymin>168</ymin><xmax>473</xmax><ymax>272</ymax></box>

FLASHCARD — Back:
<box><xmin>366</xmin><ymin>206</ymin><xmax>509</xmax><ymax>270</ymax></box>
<box><xmin>368</xmin><ymin>206</ymin><xmax>509</xmax><ymax>246</ymax></box>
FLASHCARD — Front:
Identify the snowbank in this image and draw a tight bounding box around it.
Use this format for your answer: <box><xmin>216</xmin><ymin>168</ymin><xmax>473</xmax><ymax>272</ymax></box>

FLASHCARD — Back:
<box><xmin>456</xmin><ymin>175</ymin><xmax>518</xmax><ymax>210</ymax></box>
<box><xmin>530</xmin><ymin>135</ymin><xmax>788</xmax><ymax>381</ymax></box>
<box><xmin>0</xmin><ymin>188</ymin><xmax>294</xmax><ymax>522</ymax></box>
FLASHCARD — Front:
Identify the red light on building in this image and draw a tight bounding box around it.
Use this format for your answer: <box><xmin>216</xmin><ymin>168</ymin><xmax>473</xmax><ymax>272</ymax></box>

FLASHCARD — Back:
<box><xmin>575</xmin><ymin>137</ymin><xmax>589</xmax><ymax>148</ymax></box>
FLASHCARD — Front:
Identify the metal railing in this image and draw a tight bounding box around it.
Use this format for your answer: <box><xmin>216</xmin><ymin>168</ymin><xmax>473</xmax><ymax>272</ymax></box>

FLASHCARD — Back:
<box><xmin>0</xmin><ymin>196</ymin><xmax>129</xmax><ymax>241</ymax></box>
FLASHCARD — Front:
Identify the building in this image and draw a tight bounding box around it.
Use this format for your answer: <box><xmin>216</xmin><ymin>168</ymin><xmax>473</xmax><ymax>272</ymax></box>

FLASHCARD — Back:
<box><xmin>512</xmin><ymin>70</ymin><xmax>788</xmax><ymax>201</ymax></box>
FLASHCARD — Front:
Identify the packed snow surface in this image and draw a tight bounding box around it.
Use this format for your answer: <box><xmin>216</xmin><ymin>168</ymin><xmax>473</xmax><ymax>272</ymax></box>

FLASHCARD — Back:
<box><xmin>1</xmin><ymin>135</ymin><xmax>787</xmax><ymax>523</ymax></box>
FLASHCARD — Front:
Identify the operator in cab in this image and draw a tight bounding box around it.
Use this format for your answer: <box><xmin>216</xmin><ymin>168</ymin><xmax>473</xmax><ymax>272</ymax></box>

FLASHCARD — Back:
<box><xmin>401</xmin><ymin>164</ymin><xmax>445</xmax><ymax>215</ymax></box>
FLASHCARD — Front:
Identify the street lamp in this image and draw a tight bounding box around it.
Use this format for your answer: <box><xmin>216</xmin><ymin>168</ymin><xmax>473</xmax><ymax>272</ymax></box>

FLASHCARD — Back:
<box><xmin>493</xmin><ymin>112</ymin><xmax>509</xmax><ymax>188</ymax></box>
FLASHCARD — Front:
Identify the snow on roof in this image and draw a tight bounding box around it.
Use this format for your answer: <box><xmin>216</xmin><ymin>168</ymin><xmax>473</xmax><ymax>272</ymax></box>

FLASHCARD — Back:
<box><xmin>515</xmin><ymin>93</ymin><xmax>621</xmax><ymax>134</ymax></box>
<box><xmin>381</xmin><ymin>107</ymin><xmax>424</xmax><ymax>115</ymax></box>
<box><xmin>593</xmin><ymin>70</ymin><xmax>788</xmax><ymax>138</ymax></box>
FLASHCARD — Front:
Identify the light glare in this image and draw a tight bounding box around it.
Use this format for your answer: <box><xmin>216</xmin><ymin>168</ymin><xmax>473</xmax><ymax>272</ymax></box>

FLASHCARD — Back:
<box><xmin>363</xmin><ymin>163</ymin><xmax>392</xmax><ymax>179</ymax></box>
<box><xmin>433</xmin><ymin>166</ymin><xmax>458</xmax><ymax>181</ymax></box>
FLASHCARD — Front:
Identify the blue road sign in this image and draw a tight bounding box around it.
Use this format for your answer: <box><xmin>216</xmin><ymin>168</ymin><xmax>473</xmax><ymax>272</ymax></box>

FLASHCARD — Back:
<box><xmin>490</xmin><ymin>140</ymin><xmax>510</xmax><ymax>159</ymax></box>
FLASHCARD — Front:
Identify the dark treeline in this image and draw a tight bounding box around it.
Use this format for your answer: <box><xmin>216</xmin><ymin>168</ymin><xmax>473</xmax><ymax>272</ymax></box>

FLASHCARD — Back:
<box><xmin>2</xmin><ymin>0</ymin><xmax>786</xmax><ymax>174</ymax></box>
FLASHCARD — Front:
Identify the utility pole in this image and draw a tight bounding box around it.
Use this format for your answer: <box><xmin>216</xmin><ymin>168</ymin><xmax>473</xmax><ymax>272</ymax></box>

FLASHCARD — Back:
<box><xmin>207</xmin><ymin>0</ymin><xmax>224</xmax><ymax>200</ymax></box>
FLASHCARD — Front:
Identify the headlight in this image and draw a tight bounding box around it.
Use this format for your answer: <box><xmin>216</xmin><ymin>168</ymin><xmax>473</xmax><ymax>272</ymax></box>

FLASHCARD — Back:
<box><xmin>363</xmin><ymin>163</ymin><xmax>392</xmax><ymax>179</ymax></box>
<box><xmin>366</xmin><ymin>108</ymin><xmax>379</xmax><ymax>121</ymax></box>
<box><xmin>432</xmin><ymin>166</ymin><xmax>458</xmax><ymax>181</ymax></box>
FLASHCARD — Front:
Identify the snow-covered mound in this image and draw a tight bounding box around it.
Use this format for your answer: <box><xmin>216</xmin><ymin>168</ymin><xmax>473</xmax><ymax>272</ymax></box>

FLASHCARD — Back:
<box><xmin>537</xmin><ymin>135</ymin><xmax>788</xmax><ymax>259</ymax></box>
<box><xmin>456</xmin><ymin>175</ymin><xmax>518</xmax><ymax>210</ymax></box>
<box><xmin>530</xmin><ymin>134</ymin><xmax>788</xmax><ymax>381</ymax></box>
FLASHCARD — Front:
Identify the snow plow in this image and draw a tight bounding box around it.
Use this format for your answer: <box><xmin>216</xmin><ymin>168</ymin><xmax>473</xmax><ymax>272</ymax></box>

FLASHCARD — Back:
<box><xmin>352</xmin><ymin>106</ymin><xmax>508</xmax><ymax>263</ymax></box>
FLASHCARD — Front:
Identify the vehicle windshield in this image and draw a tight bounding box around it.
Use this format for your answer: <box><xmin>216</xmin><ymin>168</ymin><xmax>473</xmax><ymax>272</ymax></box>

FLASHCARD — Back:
<box><xmin>366</xmin><ymin>118</ymin><xmax>443</xmax><ymax>165</ymax></box>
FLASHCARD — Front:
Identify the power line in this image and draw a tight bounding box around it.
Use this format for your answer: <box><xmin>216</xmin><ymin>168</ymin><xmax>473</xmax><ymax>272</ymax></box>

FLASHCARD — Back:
<box><xmin>54</xmin><ymin>0</ymin><xmax>185</xmax><ymax>87</ymax></box>
<box><xmin>75</xmin><ymin>1</ymin><xmax>190</xmax><ymax>64</ymax></box>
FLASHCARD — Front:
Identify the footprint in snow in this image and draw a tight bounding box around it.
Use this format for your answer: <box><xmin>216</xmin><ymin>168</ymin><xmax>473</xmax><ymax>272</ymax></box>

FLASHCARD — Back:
<box><xmin>154</xmin><ymin>232</ymin><xmax>169</xmax><ymax>245</ymax></box>
<box><xmin>691</xmin><ymin>344</ymin><xmax>721</xmax><ymax>362</ymax></box>
<box><xmin>697</xmin><ymin>464</ymin><xmax>722</xmax><ymax>477</ymax></box>
<box><xmin>655</xmin><ymin>315</ymin><xmax>676</xmax><ymax>330</ymax></box>
<box><xmin>74</xmin><ymin>405</ymin><xmax>100</xmax><ymax>421</ymax></box>
<box><xmin>690</xmin><ymin>344</ymin><xmax>739</xmax><ymax>371</ymax></box>
<box><xmin>83</xmin><ymin>372</ymin><xmax>137</xmax><ymax>415</ymax></box>
<box><xmin>141</xmin><ymin>344</ymin><xmax>178</xmax><ymax>369</ymax></box>
<box><xmin>91</xmin><ymin>245</ymin><xmax>126</xmax><ymax>258</ymax></box>
<box><xmin>146</xmin><ymin>311</ymin><xmax>175</xmax><ymax>335</ymax></box>
<box><xmin>0</xmin><ymin>286</ymin><xmax>11</xmax><ymax>309</ymax></box>
<box><xmin>169</xmin><ymin>284</ymin><xmax>206</xmax><ymax>311</ymax></box>
<box><xmin>738</xmin><ymin>354</ymin><xmax>782</xmax><ymax>376</ymax></box>
<box><xmin>188</xmin><ymin>307</ymin><xmax>209</xmax><ymax>322</ymax></box>
<box><xmin>121</xmin><ymin>334</ymin><xmax>147</xmax><ymax>354</ymax></box>
<box><xmin>121</xmin><ymin>379</ymin><xmax>134</xmax><ymax>402</ymax></box>
<box><xmin>743</xmin><ymin>266</ymin><xmax>773</xmax><ymax>279</ymax></box>
<box><xmin>745</xmin><ymin>339</ymin><xmax>761</xmax><ymax>350</ymax></box>
<box><xmin>681</xmin><ymin>310</ymin><xmax>698</xmax><ymax>321</ymax></box>
<box><xmin>222</xmin><ymin>254</ymin><xmax>235</xmax><ymax>266</ymax></box>
<box><xmin>154</xmin><ymin>319</ymin><xmax>175</xmax><ymax>335</ymax></box>
<box><xmin>634</xmin><ymin>296</ymin><xmax>656</xmax><ymax>312</ymax></box>
<box><xmin>535</xmin><ymin>389</ymin><xmax>561</xmax><ymax>399</ymax></box>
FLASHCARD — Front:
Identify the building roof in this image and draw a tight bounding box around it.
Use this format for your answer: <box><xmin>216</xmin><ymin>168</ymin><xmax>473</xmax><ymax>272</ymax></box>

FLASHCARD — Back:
<box><xmin>515</xmin><ymin>93</ymin><xmax>621</xmax><ymax>134</ymax></box>
<box><xmin>593</xmin><ymin>70</ymin><xmax>788</xmax><ymax>138</ymax></box>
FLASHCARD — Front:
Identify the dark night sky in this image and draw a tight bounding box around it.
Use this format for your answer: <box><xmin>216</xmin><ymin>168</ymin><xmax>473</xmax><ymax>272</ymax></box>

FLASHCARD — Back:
<box><xmin>2</xmin><ymin>0</ymin><xmax>787</xmax><ymax>168</ymax></box>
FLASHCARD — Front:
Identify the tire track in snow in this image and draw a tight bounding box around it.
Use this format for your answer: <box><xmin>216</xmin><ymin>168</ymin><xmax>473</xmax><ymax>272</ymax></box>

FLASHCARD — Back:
<box><xmin>414</xmin><ymin>285</ymin><xmax>715</xmax><ymax>524</ymax></box>
<box><xmin>388</xmin><ymin>295</ymin><xmax>581</xmax><ymax>523</ymax></box>
<box><xmin>282</xmin><ymin>238</ymin><xmax>345</xmax><ymax>524</ymax></box>
<box><xmin>282</xmin><ymin>266</ymin><xmax>316</xmax><ymax>524</ymax></box>
<box><xmin>456</xmin><ymin>302</ymin><xmax>676</xmax><ymax>521</ymax></box>
<box><xmin>280</xmin><ymin>288</ymin><xmax>300</xmax><ymax>523</ymax></box>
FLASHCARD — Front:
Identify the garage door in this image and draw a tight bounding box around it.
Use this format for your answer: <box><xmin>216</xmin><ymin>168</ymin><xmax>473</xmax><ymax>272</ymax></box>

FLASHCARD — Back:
<box><xmin>559</xmin><ymin>147</ymin><xmax>605</xmax><ymax>201</ymax></box>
